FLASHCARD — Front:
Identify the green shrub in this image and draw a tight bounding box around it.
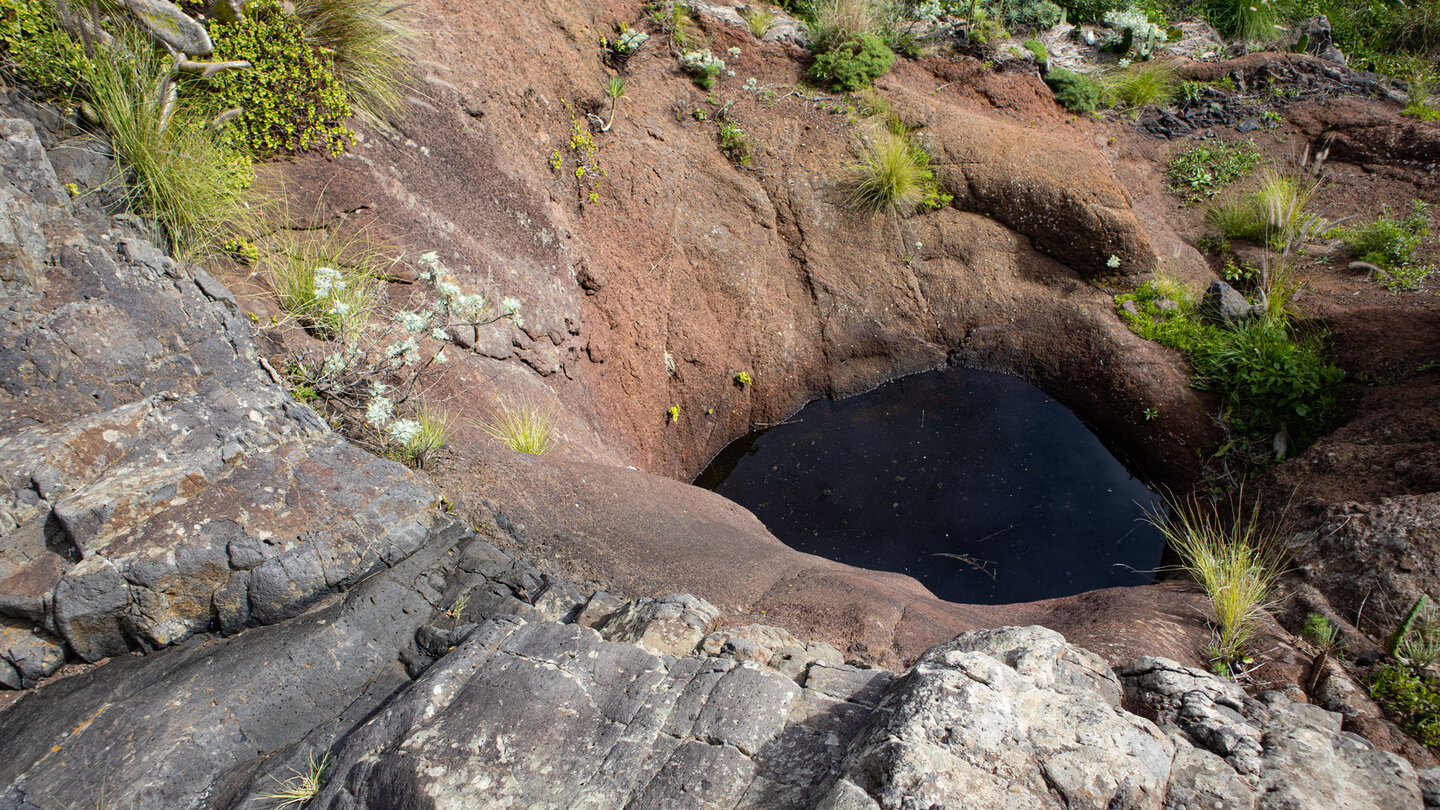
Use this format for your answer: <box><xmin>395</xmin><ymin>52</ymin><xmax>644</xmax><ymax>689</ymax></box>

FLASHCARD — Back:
<box><xmin>1339</xmin><ymin>201</ymin><xmax>1432</xmax><ymax>270</ymax></box>
<box><xmin>679</xmin><ymin>47</ymin><xmax>725</xmax><ymax>89</ymax></box>
<box><xmin>1023</xmin><ymin>37</ymin><xmax>1049</xmax><ymax>64</ymax></box>
<box><xmin>1116</xmin><ymin>281</ymin><xmax>1342</xmax><ymax>449</ymax></box>
<box><xmin>809</xmin><ymin>32</ymin><xmax>894</xmax><ymax>90</ymax></box>
<box><xmin>1006</xmin><ymin>0</ymin><xmax>1065</xmax><ymax>27</ymax></box>
<box><xmin>0</xmin><ymin>0</ymin><xmax>89</xmax><ymax>97</ymax></box>
<box><xmin>84</xmin><ymin>34</ymin><xmax>253</xmax><ymax>254</ymax></box>
<box><xmin>1371</xmin><ymin>664</ymin><xmax>1440</xmax><ymax>747</ymax></box>
<box><xmin>718</xmin><ymin>119</ymin><xmax>753</xmax><ymax>166</ymax></box>
<box><xmin>1166</xmin><ymin>140</ymin><xmax>1263</xmax><ymax>201</ymax></box>
<box><xmin>1044</xmin><ymin>67</ymin><xmax>1101</xmax><ymax>112</ymax></box>
<box><xmin>1060</xmin><ymin>0</ymin><xmax>1128</xmax><ymax>23</ymax></box>
<box><xmin>209</xmin><ymin>0</ymin><xmax>353</xmax><ymax>156</ymax></box>
<box><xmin>1291</xmin><ymin>0</ymin><xmax>1438</xmax><ymax>77</ymax></box>
<box><xmin>847</xmin><ymin>130</ymin><xmax>951</xmax><ymax>215</ymax></box>
<box><xmin>290</xmin><ymin>0</ymin><xmax>413</xmax><ymax>125</ymax></box>
<box><xmin>1206</xmin><ymin>194</ymin><xmax>1267</xmax><ymax>242</ymax></box>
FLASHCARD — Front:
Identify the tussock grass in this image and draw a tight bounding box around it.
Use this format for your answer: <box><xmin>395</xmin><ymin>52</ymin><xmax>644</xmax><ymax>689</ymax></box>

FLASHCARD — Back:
<box><xmin>290</xmin><ymin>0</ymin><xmax>413</xmax><ymax>125</ymax></box>
<box><xmin>1147</xmin><ymin>497</ymin><xmax>1285</xmax><ymax>673</ymax></box>
<box><xmin>1236</xmin><ymin>0</ymin><xmax>1281</xmax><ymax>43</ymax></box>
<box><xmin>846</xmin><ymin>130</ymin><xmax>948</xmax><ymax>216</ymax></box>
<box><xmin>1205</xmin><ymin>193</ymin><xmax>1267</xmax><ymax>242</ymax></box>
<box><xmin>82</xmin><ymin>33</ymin><xmax>252</xmax><ymax>255</ymax></box>
<box><xmin>260</xmin><ymin>749</ymin><xmax>331</xmax><ymax>809</ymax></box>
<box><xmin>807</xmin><ymin>0</ymin><xmax>878</xmax><ymax>51</ymax></box>
<box><xmin>390</xmin><ymin>403</ymin><xmax>453</xmax><ymax>467</ymax></box>
<box><xmin>1100</xmin><ymin>61</ymin><xmax>1178</xmax><ymax>112</ymax></box>
<box><xmin>263</xmin><ymin>226</ymin><xmax>385</xmax><ymax>341</ymax></box>
<box><xmin>479</xmin><ymin>398</ymin><xmax>556</xmax><ymax>455</ymax></box>
<box><xmin>743</xmin><ymin>5</ymin><xmax>775</xmax><ymax>37</ymax></box>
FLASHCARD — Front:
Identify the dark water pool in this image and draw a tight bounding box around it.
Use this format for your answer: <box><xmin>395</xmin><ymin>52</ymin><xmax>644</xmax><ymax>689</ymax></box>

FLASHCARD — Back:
<box><xmin>695</xmin><ymin>367</ymin><xmax>1165</xmax><ymax>605</ymax></box>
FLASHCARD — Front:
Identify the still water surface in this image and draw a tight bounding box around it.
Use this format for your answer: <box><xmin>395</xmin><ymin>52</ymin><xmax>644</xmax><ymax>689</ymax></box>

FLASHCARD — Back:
<box><xmin>695</xmin><ymin>367</ymin><xmax>1165</xmax><ymax>604</ymax></box>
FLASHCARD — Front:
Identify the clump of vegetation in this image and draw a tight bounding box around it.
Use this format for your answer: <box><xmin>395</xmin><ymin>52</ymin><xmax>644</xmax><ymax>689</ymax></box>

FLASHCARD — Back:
<box><xmin>1099</xmin><ymin>60</ymin><xmax>1178</xmax><ymax>111</ymax></box>
<box><xmin>289</xmin><ymin>0</ymin><xmax>412</xmax><ymax>125</ymax></box>
<box><xmin>679</xmin><ymin>47</ymin><xmax>725</xmax><ymax>89</ymax></box>
<box><xmin>1044</xmin><ymin>67</ymin><xmax>1103</xmax><ymax>113</ymax></box>
<box><xmin>1337</xmin><ymin>200</ymin><xmax>1434</xmax><ymax>292</ymax></box>
<box><xmin>1007</xmin><ymin>0</ymin><xmax>1065</xmax><ymax>29</ymax></box>
<box><xmin>743</xmin><ymin>5</ymin><xmax>776</xmax><ymax>37</ymax></box>
<box><xmin>1205</xmin><ymin>193</ymin><xmax>1267</xmax><ymax>243</ymax></box>
<box><xmin>385</xmin><ymin>404</ymin><xmax>454</xmax><ymax>468</ymax></box>
<box><xmin>1295</xmin><ymin>0</ymin><xmax>1440</xmax><ymax>78</ymax></box>
<box><xmin>260</xmin><ymin>749</ymin><xmax>331</xmax><ymax>810</ymax></box>
<box><xmin>1146</xmin><ymin>496</ymin><xmax>1286</xmax><ymax>676</ymax></box>
<box><xmin>734</xmin><ymin>370</ymin><xmax>753</xmax><ymax>386</ymax></box>
<box><xmin>266</xmin><ymin>251</ymin><xmax>381</xmax><ymax>341</ymax></box>
<box><xmin>1371</xmin><ymin>664</ymin><xmax>1440</xmax><ymax>746</ymax></box>
<box><xmin>600</xmin><ymin>75</ymin><xmax>627</xmax><ymax>132</ymax></box>
<box><xmin>846</xmin><ymin>129</ymin><xmax>952</xmax><ymax>216</ymax></box>
<box><xmin>0</xmin><ymin>0</ymin><xmax>89</xmax><ymax>96</ymax></box>
<box><xmin>1303</xmin><ymin>612</ymin><xmax>1340</xmax><ymax>652</ymax></box>
<box><xmin>718</xmin><ymin>119</ymin><xmax>754</xmax><ymax>166</ymax></box>
<box><xmin>1199</xmin><ymin>0</ymin><xmax>1282</xmax><ymax>43</ymax></box>
<box><xmin>85</xmin><ymin>33</ymin><xmax>254</xmax><ymax>254</ymax></box>
<box><xmin>1167</xmin><ymin>140</ymin><xmax>1263</xmax><ymax>201</ymax></box>
<box><xmin>1116</xmin><ymin>279</ymin><xmax>1343</xmax><ymax>454</ymax></box>
<box><xmin>1022</xmin><ymin>37</ymin><xmax>1049</xmax><ymax>65</ymax></box>
<box><xmin>804</xmin><ymin>0</ymin><xmax>878</xmax><ymax>52</ymax></box>
<box><xmin>809</xmin><ymin>31</ymin><xmax>894</xmax><ymax>91</ymax></box>
<box><xmin>208</xmin><ymin>0</ymin><xmax>353</xmax><ymax>156</ymax></box>
<box><xmin>480</xmin><ymin>398</ymin><xmax>557</xmax><ymax>455</ymax></box>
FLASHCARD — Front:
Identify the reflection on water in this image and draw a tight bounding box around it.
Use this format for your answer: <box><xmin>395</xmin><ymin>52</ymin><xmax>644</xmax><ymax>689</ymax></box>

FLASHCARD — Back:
<box><xmin>695</xmin><ymin>367</ymin><xmax>1164</xmax><ymax>605</ymax></box>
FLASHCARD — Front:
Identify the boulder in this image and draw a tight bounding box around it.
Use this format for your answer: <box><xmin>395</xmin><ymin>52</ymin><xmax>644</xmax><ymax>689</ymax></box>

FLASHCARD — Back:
<box><xmin>597</xmin><ymin>592</ymin><xmax>720</xmax><ymax>656</ymax></box>
<box><xmin>817</xmin><ymin>626</ymin><xmax>1175</xmax><ymax>809</ymax></box>
<box><xmin>1201</xmin><ymin>279</ymin><xmax>1254</xmax><ymax>327</ymax></box>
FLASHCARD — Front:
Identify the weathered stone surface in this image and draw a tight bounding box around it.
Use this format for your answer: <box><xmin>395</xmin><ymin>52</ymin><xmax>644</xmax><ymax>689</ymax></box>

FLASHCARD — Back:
<box><xmin>0</xmin><ymin>620</ymin><xmax>63</xmax><ymax>689</ymax></box>
<box><xmin>1202</xmin><ymin>279</ymin><xmax>1254</xmax><ymax>326</ymax></box>
<box><xmin>702</xmin><ymin>622</ymin><xmax>846</xmax><ymax>678</ymax></box>
<box><xmin>0</xmin><ymin>113</ymin><xmax>454</xmax><ymax>675</ymax></box>
<box><xmin>819</xmin><ymin>626</ymin><xmax>1175</xmax><ymax>810</ymax></box>
<box><xmin>1121</xmin><ymin>657</ymin><xmax>1424</xmax><ymax>809</ymax></box>
<box><xmin>597</xmin><ymin>592</ymin><xmax>720</xmax><ymax>656</ymax></box>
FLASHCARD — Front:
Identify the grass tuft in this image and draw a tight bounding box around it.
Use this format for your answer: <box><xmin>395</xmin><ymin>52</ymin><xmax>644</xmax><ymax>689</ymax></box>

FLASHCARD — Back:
<box><xmin>260</xmin><ymin>749</ymin><xmax>331</xmax><ymax>809</ymax></box>
<box><xmin>1146</xmin><ymin>497</ymin><xmax>1285</xmax><ymax>673</ymax></box>
<box><xmin>743</xmin><ymin>4</ymin><xmax>775</xmax><ymax>37</ymax></box>
<box><xmin>290</xmin><ymin>0</ymin><xmax>413</xmax><ymax>125</ymax></box>
<box><xmin>83</xmin><ymin>33</ymin><xmax>253</xmax><ymax>255</ymax></box>
<box><xmin>387</xmin><ymin>404</ymin><xmax>453</xmax><ymax>468</ymax></box>
<box><xmin>262</xmin><ymin>227</ymin><xmax>385</xmax><ymax>341</ymax></box>
<box><xmin>1100</xmin><ymin>61</ymin><xmax>1178</xmax><ymax>112</ymax></box>
<box><xmin>846</xmin><ymin>130</ymin><xmax>950</xmax><ymax>216</ymax></box>
<box><xmin>479</xmin><ymin>398</ymin><xmax>556</xmax><ymax>455</ymax></box>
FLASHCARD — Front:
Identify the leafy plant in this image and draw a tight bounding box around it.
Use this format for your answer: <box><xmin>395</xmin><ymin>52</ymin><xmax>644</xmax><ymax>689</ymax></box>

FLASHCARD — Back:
<box><xmin>289</xmin><ymin>0</ymin><xmax>411</xmax><ymax>125</ymax></box>
<box><xmin>260</xmin><ymin>749</ymin><xmax>331</xmax><ymax>809</ymax></box>
<box><xmin>1146</xmin><ymin>497</ymin><xmax>1286</xmax><ymax>673</ymax></box>
<box><xmin>734</xmin><ymin>370</ymin><xmax>753</xmax><ymax>386</ymax></box>
<box><xmin>679</xmin><ymin>47</ymin><xmax>725</xmax><ymax>89</ymax></box>
<box><xmin>600</xmin><ymin>75</ymin><xmax>627</xmax><ymax>131</ymax></box>
<box><xmin>846</xmin><ymin>130</ymin><xmax>951</xmax><ymax>215</ymax></box>
<box><xmin>1371</xmin><ymin>664</ymin><xmax>1440</xmax><ymax>746</ymax></box>
<box><xmin>666</xmin><ymin>405</ymin><xmax>681</xmax><ymax>423</ymax></box>
<box><xmin>1166</xmin><ymin>140</ymin><xmax>1263</xmax><ymax>201</ymax></box>
<box><xmin>1116</xmin><ymin>280</ymin><xmax>1342</xmax><ymax>452</ymax></box>
<box><xmin>1044</xmin><ymin>67</ymin><xmax>1102</xmax><ymax>113</ymax></box>
<box><xmin>718</xmin><ymin>119</ymin><xmax>754</xmax><ymax>166</ymax></box>
<box><xmin>263</xmin><ymin>228</ymin><xmax>385</xmax><ymax>341</ymax></box>
<box><xmin>83</xmin><ymin>32</ymin><xmax>254</xmax><ymax>254</ymax></box>
<box><xmin>480</xmin><ymin>398</ymin><xmax>556</xmax><ymax>455</ymax></box>
<box><xmin>1337</xmin><ymin>200</ymin><xmax>1433</xmax><ymax>292</ymax></box>
<box><xmin>0</xmin><ymin>0</ymin><xmax>89</xmax><ymax>97</ymax></box>
<box><xmin>1006</xmin><ymin>0</ymin><xmax>1064</xmax><ymax>28</ymax></box>
<box><xmin>809</xmin><ymin>32</ymin><xmax>895</xmax><ymax>90</ymax></box>
<box><xmin>385</xmin><ymin>404</ymin><xmax>453</xmax><ymax>468</ymax></box>
<box><xmin>209</xmin><ymin>0</ymin><xmax>354</xmax><ymax>156</ymax></box>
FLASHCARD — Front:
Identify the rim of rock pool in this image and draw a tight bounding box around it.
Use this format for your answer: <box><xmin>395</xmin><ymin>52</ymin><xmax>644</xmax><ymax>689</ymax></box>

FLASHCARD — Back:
<box><xmin>694</xmin><ymin>363</ymin><xmax>1168</xmax><ymax>605</ymax></box>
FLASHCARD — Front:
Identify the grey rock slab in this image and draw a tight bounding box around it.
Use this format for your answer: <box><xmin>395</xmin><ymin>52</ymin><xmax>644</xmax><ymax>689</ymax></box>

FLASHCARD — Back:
<box><xmin>598</xmin><ymin>592</ymin><xmax>720</xmax><ymax>656</ymax></box>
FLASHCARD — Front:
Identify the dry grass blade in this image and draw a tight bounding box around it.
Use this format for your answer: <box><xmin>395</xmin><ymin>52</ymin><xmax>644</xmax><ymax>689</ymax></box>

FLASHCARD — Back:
<box><xmin>259</xmin><ymin>749</ymin><xmax>331</xmax><ymax>809</ymax></box>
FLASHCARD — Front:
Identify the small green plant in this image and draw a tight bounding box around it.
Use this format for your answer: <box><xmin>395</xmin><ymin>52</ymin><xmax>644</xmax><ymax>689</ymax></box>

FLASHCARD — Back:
<box><xmin>1146</xmin><ymin>496</ymin><xmax>1286</xmax><ymax>673</ymax></box>
<box><xmin>846</xmin><ymin>130</ymin><xmax>952</xmax><ymax>216</ymax></box>
<box><xmin>480</xmin><ymin>398</ymin><xmax>556</xmax><ymax>455</ymax></box>
<box><xmin>1166</xmin><ymin>140</ymin><xmax>1263</xmax><ymax>201</ymax></box>
<box><xmin>666</xmin><ymin>405</ymin><xmax>681</xmax><ymax>423</ymax></box>
<box><xmin>289</xmin><ymin>0</ymin><xmax>413</xmax><ymax>125</ymax></box>
<box><xmin>1303</xmin><ymin>612</ymin><xmax>1340</xmax><ymax>652</ymax></box>
<box><xmin>386</xmin><ymin>404</ymin><xmax>453</xmax><ymax>468</ymax></box>
<box><xmin>809</xmin><ymin>32</ymin><xmax>895</xmax><ymax>91</ymax></box>
<box><xmin>224</xmin><ymin>237</ymin><xmax>262</xmax><ymax>265</ymax></box>
<box><xmin>805</xmin><ymin>0</ymin><xmax>877</xmax><ymax>52</ymax></box>
<box><xmin>1206</xmin><ymin>193</ymin><xmax>1267</xmax><ymax>243</ymax></box>
<box><xmin>260</xmin><ymin>749</ymin><xmax>331</xmax><ymax>809</ymax></box>
<box><xmin>1007</xmin><ymin>0</ymin><xmax>1065</xmax><ymax>28</ymax></box>
<box><xmin>1022</xmin><ymin>37</ymin><xmax>1049</xmax><ymax>66</ymax></box>
<box><xmin>209</xmin><ymin>0</ymin><xmax>354</xmax><ymax>156</ymax></box>
<box><xmin>1260</xmin><ymin>110</ymin><xmax>1283</xmax><ymax>129</ymax></box>
<box><xmin>1143</xmin><ymin>406</ymin><xmax>1158</xmax><ymax>420</ymax></box>
<box><xmin>0</xmin><ymin>0</ymin><xmax>89</xmax><ymax>97</ymax></box>
<box><xmin>600</xmin><ymin>75</ymin><xmax>627</xmax><ymax>131</ymax></box>
<box><xmin>1337</xmin><ymin>200</ymin><xmax>1434</xmax><ymax>292</ymax></box>
<box><xmin>1371</xmin><ymin>664</ymin><xmax>1440</xmax><ymax>747</ymax></box>
<box><xmin>264</xmin><ymin>228</ymin><xmax>385</xmax><ymax>341</ymax></box>
<box><xmin>679</xmin><ymin>47</ymin><xmax>725</xmax><ymax>89</ymax></box>
<box><xmin>649</xmin><ymin>0</ymin><xmax>694</xmax><ymax>46</ymax></box>
<box><xmin>743</xmin><ymin>5</ymin><xmax>776</xmax><ymax>37</ymax></box>
<box><xmin>718</xmin><ymin>119</ymin><xmax>754</xmax><ymax>166</ymax></box>
<box><xmin>1044</xmin><ymin>67</ymin><xmax>1102</xmax><ymax>113</ymax></box>
<box><xmin>734</xmin><ymin>370</ymin><xmax>753</xmax><ymax>386</ymax></box>
<box><xmin>83</xmin><ymin>32</ymin><xmax>254</xmax><ymax>254</ymax></box>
